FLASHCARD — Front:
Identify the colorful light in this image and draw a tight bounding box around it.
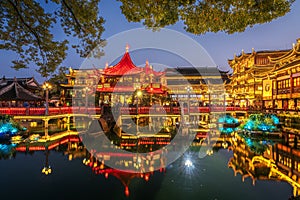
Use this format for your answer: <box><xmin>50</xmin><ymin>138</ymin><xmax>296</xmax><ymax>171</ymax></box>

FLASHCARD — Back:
<box><xmin>218</xmin><ymin>114</ymin><xmax>239</xmax><ymax>134</ymax></box>
<box><xmin>240</xmin><ymin>114</ymin><xmax>280</xmax><ymax>132</ymax></box>
<box><xmin>0</xmin><ymin>143</ymin><xmax>16</xmax><ymax>155</ymax></box>
<box><xmin>0</xmin><ymin>115</ymin><xmax>26</xmax><ymax>139</ymax></box>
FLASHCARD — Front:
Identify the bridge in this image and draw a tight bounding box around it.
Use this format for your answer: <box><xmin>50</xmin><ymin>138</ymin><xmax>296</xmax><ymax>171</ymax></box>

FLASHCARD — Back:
<box><xmin>0</xmin><ymin>106</ymin><xmax>248</xmax><ymax>116</ymax></box>
<box><xmin>0</xmin><ymin>106</ymin><xmax>249</xmax><ymax>130</ymax></box>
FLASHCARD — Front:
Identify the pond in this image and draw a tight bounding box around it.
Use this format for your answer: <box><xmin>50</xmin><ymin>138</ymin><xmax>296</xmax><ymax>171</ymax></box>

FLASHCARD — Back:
<box><xmin>0</xmin><ymin>125</ymin><xmax>295</xmax><ymax>200</ymax></box>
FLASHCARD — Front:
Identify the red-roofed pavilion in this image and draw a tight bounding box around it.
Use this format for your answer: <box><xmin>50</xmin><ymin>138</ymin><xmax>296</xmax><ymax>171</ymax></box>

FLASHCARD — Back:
<box><xmin>97</xmin><ymin>46</ymin><xmax>166</xmax><ymax>106</ymax></box>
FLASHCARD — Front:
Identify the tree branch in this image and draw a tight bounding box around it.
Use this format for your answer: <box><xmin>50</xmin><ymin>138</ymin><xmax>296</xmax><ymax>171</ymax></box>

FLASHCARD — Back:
<box><xmin>61</xmin><ymin>0</ymin><xmax>84</xmax><ymax>32</ymax></box>
<box><xmin>7</xmin><ymin>0</ymin><xmax>46</xmax><ymax>63</ymax></box>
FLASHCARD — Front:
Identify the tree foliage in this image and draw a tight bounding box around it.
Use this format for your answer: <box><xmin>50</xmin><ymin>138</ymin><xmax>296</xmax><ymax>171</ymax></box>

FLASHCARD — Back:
<box><xmin>0</xmin><ymin>0</ymin><xmax>295</xmax><ymax>78</ymax></box>
<box><xmin>48</xmin><ymin>66</ymin><xmax>68</xmax><ymax>95</ymax></box>
<box><xmin>118</xmin><ymin>0</ymin><xmax>295</xmax><ymax>34</ymax></box>
<box><xmin>0</xmin><ymin>0</ymin><xmax>105</xmax><ymax>78</ymax></box>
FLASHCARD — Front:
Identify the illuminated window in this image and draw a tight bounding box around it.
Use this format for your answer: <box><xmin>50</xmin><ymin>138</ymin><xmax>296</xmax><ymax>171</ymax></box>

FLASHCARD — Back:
<box><xmin>297</xmin><ymin>77</ymin><xmax>300</xmax><ymax>86</ymax></box>
<box><xmin>278</xmin><ymin>81</ymin><xmax>282</xmax><ymax>89</ymax></box>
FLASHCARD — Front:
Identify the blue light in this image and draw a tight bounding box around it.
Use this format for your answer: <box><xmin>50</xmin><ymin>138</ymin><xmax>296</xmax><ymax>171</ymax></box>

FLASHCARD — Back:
<box><xmin>0</xmin><ymin>143</ymin><xmax>16</xmax><ymax>155</ymax></box>
<box><xmin>240</xmin><ymin>114</ymin><xmax>280</xmax><ymax>133</ymax></box>
<box><xmin>218</xmin><ymin>117</ymin><xmax>225</xmax><ymax>123</ymax></box>
<box><xmin>0</xmin><ymin>117</ymin><xmax>24</xmax><ymax>138</ymax></box>
<box><xmin>271</xmin><ymin>114</ymin><xmax>280</xmax><ymax>125</ymax></box>
<box><xmin>244</xmin><ymin>120</ymin><xmax>254</xmax><ymax>131</ymax></box>
<box><xmin>218</xmin><ymin>114</ymin><xmax>239</xmax><ymax>134</ymax></box>
<box><xmin>262</xmin><ymin>140</ymin><xmax>267</xmax><ymax>145</ymax></box>
<box><xmin>258</xmin><ymin>123</ymin><xmax>269</xmax><ymax>131</ymax></box>
<box><xmin>218</xmin><ymin>114</ymin><xmax>239</xmax><ymax>125</ymax></box>
<box><xmin>246</xmin><ymin>138</ymin><xmax>253</xmax><ymax>146</ymax></box>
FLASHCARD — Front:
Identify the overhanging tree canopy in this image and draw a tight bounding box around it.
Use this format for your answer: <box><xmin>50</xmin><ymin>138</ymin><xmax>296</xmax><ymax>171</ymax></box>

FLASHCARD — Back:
<box><xmin>0</xmin><ymin>0</ymin><xmax>295</xmax><ymax>78</ymax></box>
<box><xmin>118</xmin><ymin>0</ymin><xmax>295</xmax><ymax>34</ymax></box>
<box><xmin>0</xmin><ymin>0</ymin><xmax>105</xmax><ymax>78</ymax></box>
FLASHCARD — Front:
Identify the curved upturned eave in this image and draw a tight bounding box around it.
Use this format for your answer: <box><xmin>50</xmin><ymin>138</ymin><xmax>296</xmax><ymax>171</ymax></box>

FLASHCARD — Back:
<box><xmin>103</xmin><ymin>52</ymin><xmax>143</xmax><ymax>76</ymax></box>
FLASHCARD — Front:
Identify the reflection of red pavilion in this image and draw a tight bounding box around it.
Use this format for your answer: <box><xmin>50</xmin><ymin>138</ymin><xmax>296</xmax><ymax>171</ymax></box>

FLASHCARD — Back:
<box><xmin>97</xmin><ymin>168</ymin><xmax>150</xmax><ymax>197</ymax></box>
<box><xmin>89</xmin><ymin>164</ymin><xmax>165</xmax><ymax>197</ymax></box>
<box><xmin>97</xmin><ymin>45</ymin><xmax>166</xmax><ymax>105</ymax></box>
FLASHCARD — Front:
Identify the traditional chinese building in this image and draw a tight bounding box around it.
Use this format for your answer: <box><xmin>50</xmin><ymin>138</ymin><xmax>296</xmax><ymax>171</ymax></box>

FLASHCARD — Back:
<box><xmin>0</xmin><ymin>77</ymin><xmax>43</xmax><ymax>107</ymax></box>
<box><xmin>96</xmin><ymin>47</ymin><xmax>165</xmax><ymax>106</ymax></box>
<box><xmin>228</xmin><ymin>49</ymin><xmax>288</xmax><ymax>108</ymax></box>
<box><xmin>61</xmin><ymin>46</ymin><xmax>231</xmax><ymax>108</ymax></box>
<box><xmin>165</xmin><ymin>66</ymin><xmax>231</xmax><ymax>106</ymax></box>
<box><xmin>60</xmin><ymin>68</ymin><xmax>101</xmax><ymax>106</ymax></box>
<box><xmin>262</xmin><ymin>38</ymin><xmax>300</xmax><ymax>110</ymax></box>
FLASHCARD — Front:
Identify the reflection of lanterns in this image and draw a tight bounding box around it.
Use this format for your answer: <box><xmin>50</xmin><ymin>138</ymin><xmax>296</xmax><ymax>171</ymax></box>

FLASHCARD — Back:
<box><xmin>42</xmin><ymin>150</ymin><xmax>52</xmax><ymax>175</ymax></box>
<box><xmin>222</xmin><ymin>141</ymin><xmax>228</xmax><ymax>149</ymax></box>
<box><xmin>144</xmin><ymin>174</ymin><xmax>149</xmax><ymax>181</ymax></box>
<box><xmin>100</xmin><ymin>163</ymin><xmax>104</xmax><ymax>169</ymax></box>
<box><xmin>83</xmin><ymin>158</ymin><xmax>90</xmax><ymax>165</ymax></box>
<box><xmin>42</xmin><ymin>166</ymin><xmax>52</xmax><ymax>175</ymax></box>
<box><xmin>149</xmin><ymin>166</ymin><xmax>154</xmax><ymax>172</ymax></box>
<box><xmin>125</xmin><ymin>186</ymin><xmax>129</xmax><ymax>197</ymax></box>
<box><xmin>206</xmin><ymin>149</ymin><xmax>213</xmax><ymax>156</ymax></box>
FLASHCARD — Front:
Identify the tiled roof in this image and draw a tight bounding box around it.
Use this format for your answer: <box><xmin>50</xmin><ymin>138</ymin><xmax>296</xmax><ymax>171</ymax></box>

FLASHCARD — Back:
<box><xmin>0</xmin><ymin>79</ymin><xmax>43</xmax><ymax>101</ymax></box>
<box><xmin>103</xmin><ymin>52</ymin><xmax>143</xmax><ymax>76</ymax></box>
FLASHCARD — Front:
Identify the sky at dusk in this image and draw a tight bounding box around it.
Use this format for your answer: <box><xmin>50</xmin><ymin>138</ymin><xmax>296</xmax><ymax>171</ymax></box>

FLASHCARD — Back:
<box><xmin>0</xmin><ymin>0</ymin><xmax>300</xmax><ymax>84</ymax></box>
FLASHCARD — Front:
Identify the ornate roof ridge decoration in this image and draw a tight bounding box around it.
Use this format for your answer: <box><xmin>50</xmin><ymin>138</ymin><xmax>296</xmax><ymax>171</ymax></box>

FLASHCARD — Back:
<box><xmin>268</xmin><ymin>38</ymin><xmax>300</xmax><ymax>64</ymax></box>
<box><xmin>229</xmin><ymin>49</ymin><xmax>290</xmax><ymax>66</ymax></box>
<box><xmin>274</xmin><ymin>57</ymin><xmax>300</xmax><ymax>73</ymax></box>
<box><xmin>0</xmin><ymin>76</ymin><xmax>37</xmax><ymax>82</ymax></box>
<box><xmin>231</xmin><ymin>49</ymin><xmax>255</xmax><ymax>63</ymax></box>
<box><xmin>144</xmin><ymin>60</ymin><xmax>165</xmax><ymax>77</ymax></box>
<box><xmin>24</xmin><ymin>77</ymin><xmax>41</xmax><ymax>90</ymax></box>
<box><xmin>0</xmin><ymin>76</ymin><xmax>41</xmax><ymax>90</ymax></box>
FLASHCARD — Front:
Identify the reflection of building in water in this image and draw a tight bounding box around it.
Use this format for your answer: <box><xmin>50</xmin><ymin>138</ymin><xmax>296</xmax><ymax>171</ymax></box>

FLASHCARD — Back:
<box><xmin>228</xmin><ymin>133</ymin><xmax>300</xmax><ymax>197</ymax></box>
<box><xmin>64</xmin><ymin>135</ymin><xmax>167</xmax><ymax>197</ymax></box>
<box><xmin>12</xmin><ymin>132</ymin><xmax>166</xmax><ymax>197</ymax></box>
<box><xmin>83</xmin><ymin>153</ymin><xmax>165</xmax><ymax>197</ymax></box>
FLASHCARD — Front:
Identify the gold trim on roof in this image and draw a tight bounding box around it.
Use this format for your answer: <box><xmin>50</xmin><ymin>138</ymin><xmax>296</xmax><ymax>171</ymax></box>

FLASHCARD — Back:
<box><xmin>268</xmin><ymin>39</ymin><xmax>300</xmax><ymax>64</ymax></box>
